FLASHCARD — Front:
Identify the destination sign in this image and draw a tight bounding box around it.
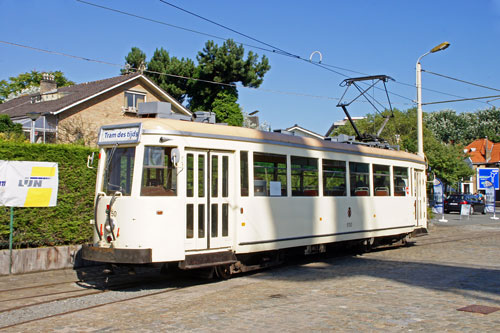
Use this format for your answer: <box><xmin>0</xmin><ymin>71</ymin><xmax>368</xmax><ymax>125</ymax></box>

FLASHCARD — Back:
<box><xmin>98</xmin><ymin>123</ymin><xmax>142</xmax><ymax>145</ymax></box>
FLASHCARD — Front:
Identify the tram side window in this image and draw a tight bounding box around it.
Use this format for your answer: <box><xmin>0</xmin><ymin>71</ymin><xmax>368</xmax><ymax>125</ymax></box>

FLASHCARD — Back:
<box><xmin>350</xmin><ymin>162</ymin><xmax>370</xmax><ymax>196</ymax></box>
<box><xmin>253</xmin><ymin>152</ymin><xmax>287</xmax><ymax>196</ymax></box>
<box><xmin>103</xmin><ymin>147</ymin><xmax>135</xmax><ymax>196</ymax></box>
<box><xmin>240</xmin><ymin>151</ymin><xmax>249</xmax><ymax>196</ymax></box>
<box><xmin>373</xmin><ymin>164</ymin><xmax>390</xmax><ymax>196</ymax></box>
<box><xmin>394</xmin><ymin>166</ymin><xmax>408</xmax><ymax>196</ymax></box>
<box><xmin>141</xmin><ymin>146</ymin><xmax>177</xmax><ymax>196</ymax></box>
<box><xmin>291</xmin><ymin>156</ymin><xmax>318</xmax><ymax>196</ymax></box>
<box><xmin>187</xmin><ymin>154</ymin><xmax>194</xmax><ymax>197</ymax></box>
<box><xmin>323</xmin><ymin>159</ymin><xmax>346</xmax><ymax>196</ymax></box>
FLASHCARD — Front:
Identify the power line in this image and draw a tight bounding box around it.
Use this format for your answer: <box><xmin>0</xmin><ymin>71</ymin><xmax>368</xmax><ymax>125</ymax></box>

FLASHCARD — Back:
<box><xmin>422</xmin><ymin>69</ymin><xmax>500</xmax><ymax>93</ymax></box>
<box><xmin>0</xmin><ymin>40</ymin><xmax>347</xmax><ymax>103</ymax></box>
<box><xmin>75</xmin><ymin>0</ymin><xmax>283</xmax><ymax>56</ymax></box>
<box><xmin>422</xmin><ymin>94</ymin><xmax>500</xmax><ymax>106</ymax></box>
<box><xmin>158</xmin><ymin>0</ymin><xmax>298</xmax><ymax>59</ymax></box>
<box><xmin>0</xmin><ymin>40</ymin><xmax>121</xmax><ymax>67</ymax></box>
<box><xmin>76</xmin><ymin>0</ymin><xmax>492</xmax><ymax>107</ymax></box>
<box><xmin>77</xmin><ymin>0</ymin><xmax>413</xmax><ymax>103</ymax></box>
<box><xmin>156</xmin><ymin>0</ymin><xmax>417</xmax><ymax>103</ymax></box>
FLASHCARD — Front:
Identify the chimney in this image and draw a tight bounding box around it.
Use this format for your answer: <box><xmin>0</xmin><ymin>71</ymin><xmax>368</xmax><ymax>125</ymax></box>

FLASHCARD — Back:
<box><xmin>485</xmin><ymin>137</ymin><xmax>492</xmax><ymax>163</ymax></box>
<box><xmin>40</xmin><ymin>73</ymin><xmax>57</xmax><ymax>94</ymax></box>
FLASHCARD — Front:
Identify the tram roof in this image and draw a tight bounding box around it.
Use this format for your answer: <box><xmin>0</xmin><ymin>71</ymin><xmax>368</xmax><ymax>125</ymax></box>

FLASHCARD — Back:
<box><xmin>105</xmin><ymin>118</ymin><xmax>425</xmax><ymax>164</ymax></box>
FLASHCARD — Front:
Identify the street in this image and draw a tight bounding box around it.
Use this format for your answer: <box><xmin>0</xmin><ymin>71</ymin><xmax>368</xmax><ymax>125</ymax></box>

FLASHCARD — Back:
<box><xmin>1</xmin><ymin>214</ymin><xmax>500</xmax><ymax>332</ymax></box>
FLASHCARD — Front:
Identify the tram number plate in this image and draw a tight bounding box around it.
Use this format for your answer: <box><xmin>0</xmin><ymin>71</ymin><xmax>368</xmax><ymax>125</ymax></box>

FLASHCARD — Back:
<box><xmin>346</xmin><ymin>222</ymin><xmax>353</xmax><ymax>228</ymax></box>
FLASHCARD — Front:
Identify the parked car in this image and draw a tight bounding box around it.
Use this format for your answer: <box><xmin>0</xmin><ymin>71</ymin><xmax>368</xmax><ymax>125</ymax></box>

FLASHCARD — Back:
<box><xmin>444</xmin><ymin>194</ymin><xmax>486</xmax><ymax>214</ymax></box>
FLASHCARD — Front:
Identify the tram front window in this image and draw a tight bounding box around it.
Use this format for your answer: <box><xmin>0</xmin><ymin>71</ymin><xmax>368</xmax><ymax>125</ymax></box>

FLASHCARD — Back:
<box><xmin>141</xmin><ymin>146</ymin><xmax>177</xmax><ymax>196</ymax></box>
<box><xmin>103</xmin><ymin>147</ymin><xmax>135</xmax><ymax>195</ymax></box>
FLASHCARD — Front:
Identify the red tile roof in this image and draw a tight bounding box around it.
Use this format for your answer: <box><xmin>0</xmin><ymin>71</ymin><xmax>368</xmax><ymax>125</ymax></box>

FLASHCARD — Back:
<box><xmin>465</xmin><ymin>138</ymin><xmax>500</xmax><ymax>164</ymax></box>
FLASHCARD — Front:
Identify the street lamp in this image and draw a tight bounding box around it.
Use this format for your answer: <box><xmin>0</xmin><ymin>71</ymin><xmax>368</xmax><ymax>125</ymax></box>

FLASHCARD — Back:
<box><xmin>26</xmin><ymin>112</ymin><xmax>41</xmax><ymax>143</ymax></box>
<box><xmin>416</xmin><ymin>42</ymin><xmax>450</xmax><ymax>158</ymax></box>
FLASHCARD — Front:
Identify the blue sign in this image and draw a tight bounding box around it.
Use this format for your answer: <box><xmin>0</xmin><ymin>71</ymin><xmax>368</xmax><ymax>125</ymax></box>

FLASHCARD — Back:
<box><xmin>477</xmin><ymin>168</ymin><xmax>499</xmax><ymax>190</ymax></box>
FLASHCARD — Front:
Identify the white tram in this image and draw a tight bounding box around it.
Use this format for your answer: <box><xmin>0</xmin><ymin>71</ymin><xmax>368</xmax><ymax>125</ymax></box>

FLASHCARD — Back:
<box><xmin>82</xmin><ymin>118</ymin><xmax>427</xmax><ymax>276</ymax></box>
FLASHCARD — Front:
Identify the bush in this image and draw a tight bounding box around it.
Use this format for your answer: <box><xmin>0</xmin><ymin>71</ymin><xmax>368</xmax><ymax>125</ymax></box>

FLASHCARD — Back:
<box><xmin>0</xmin><ymin>142</ymin><xmax>97</xmax><ymax>248</ymax></box>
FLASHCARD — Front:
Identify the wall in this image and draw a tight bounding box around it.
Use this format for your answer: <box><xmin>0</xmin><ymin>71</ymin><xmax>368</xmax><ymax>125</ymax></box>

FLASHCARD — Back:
<box><xmin>56</xmin><ymin>79</ymin><xmax>172</xmax><ymax>144</ymax></box>
<box><xmin>0</xmin><ymin>245</ymin><xmax>95</xmax><ymax>275</ymax></box>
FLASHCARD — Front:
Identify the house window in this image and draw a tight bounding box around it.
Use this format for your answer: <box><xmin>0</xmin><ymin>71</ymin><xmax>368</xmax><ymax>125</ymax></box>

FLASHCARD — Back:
<box><xmin>124</xmin><ymin>91</ymin><xmax>146</xmax><ymax>109</ymax></box>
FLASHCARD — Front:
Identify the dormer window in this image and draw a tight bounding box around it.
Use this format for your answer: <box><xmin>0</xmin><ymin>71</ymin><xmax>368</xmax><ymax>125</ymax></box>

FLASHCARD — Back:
<box><xmin>124</xmin><ymin>91</ymin><xmax>146</xmax><ymax>110</ymax></box>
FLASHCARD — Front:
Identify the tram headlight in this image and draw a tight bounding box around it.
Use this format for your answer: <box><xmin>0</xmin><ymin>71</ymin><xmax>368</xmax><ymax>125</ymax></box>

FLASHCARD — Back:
<box><xmin>105</xmin><ymin>219</ymin><xmax>116</xmax><ymax>232</ymax></box>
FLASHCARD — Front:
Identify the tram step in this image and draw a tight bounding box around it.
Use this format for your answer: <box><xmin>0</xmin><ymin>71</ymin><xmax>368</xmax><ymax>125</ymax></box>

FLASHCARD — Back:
<box><xmin>179</xmin><ymin>251</ymin><xmax>237</xmax><ymax>270</ymax></box>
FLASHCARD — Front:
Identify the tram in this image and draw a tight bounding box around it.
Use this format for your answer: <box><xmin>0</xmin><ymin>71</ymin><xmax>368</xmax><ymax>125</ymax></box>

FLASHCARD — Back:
<box><xmin>82</xmin><ymin>116</ymin><xmax>427</xmax><ymax>277</ymax></box>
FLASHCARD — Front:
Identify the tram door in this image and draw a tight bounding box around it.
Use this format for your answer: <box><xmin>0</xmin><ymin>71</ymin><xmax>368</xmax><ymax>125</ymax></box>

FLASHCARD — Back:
<box><xmin>185</xmin><ymin>150</ymin><xmax>233</xmax><ymax>251</ymax></box>
<box><xmin>414</xmin><ymin>170</ymin><xmax>426</xmax><ymax>227</ymax></box>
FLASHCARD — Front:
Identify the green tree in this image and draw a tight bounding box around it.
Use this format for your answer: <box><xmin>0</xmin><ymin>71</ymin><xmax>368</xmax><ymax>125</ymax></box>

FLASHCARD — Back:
<box><xmin>330</xmin><ymin>107</ymin><xmax>474</xmax><ymax>187</ymax></box>
<box><xmin>425</xmin><ymin>108</ymin><xmax>500</xmax><ymax>144</ymax></box>
<box><xmin>211</xmin><ymin>90</ymin><xmax>243</xmax><ymax>126</ymax></box>
<box><xmin>146</xmin><ymin>47</ymin><xmax>195</xmax><ymax>103</ymax></box>
<box><xmin>0</xmin><ymin>70</ymin><xmax>74</xmax><ymax>103</ymax></box>
<box><xmin>121</xmin><ymin>47</ymin><xmax>147</xmax><ymax>74</ymax></box>
<box><xmin>123</xmin><ymin>40</ymin><xmax>270</xmax><ymax>125</ymax></box>
<box><xmin>189</xmin><ymin>39</ymin><xmax>270</xmax><ymax>112</ymax></box>
<box><xmin>0</xmin><ymin>114</ymin><xmax>22</xmax><ymax>133</ymax></box>
<box><xmin>0</xmin><ymin>114</ymin><xmax>25</xmax><ymax>142</ymax></box>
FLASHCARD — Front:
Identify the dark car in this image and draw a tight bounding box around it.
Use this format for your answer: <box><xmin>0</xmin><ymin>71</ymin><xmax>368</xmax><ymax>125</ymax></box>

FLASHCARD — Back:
<box><xmin>444</xmin><ymin>194</ymin><xmax>485</xmax><ymax>214</ymax></box>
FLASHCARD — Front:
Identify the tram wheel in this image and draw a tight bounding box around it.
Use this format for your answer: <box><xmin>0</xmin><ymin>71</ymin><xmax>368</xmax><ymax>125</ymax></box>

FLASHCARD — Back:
<box><xmin>215</xmin><ymin>265</ymin><xmax>232</xmax><ymax>279</ymax></box>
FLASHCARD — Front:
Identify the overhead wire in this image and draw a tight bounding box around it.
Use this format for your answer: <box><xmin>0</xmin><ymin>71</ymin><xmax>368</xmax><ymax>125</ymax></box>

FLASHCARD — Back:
<box><xmin>76</xmin><ymin>0</ymin><xmax>491</xmax><ymax>107</ymax></box>
<box><xmin>422</xmin><ymin>69</ymin><xmax>500</xmax><ymax>93</ymax></box>
<box><xmin>75</xmin><ymin>0</ymin><xmax>411</xmax><ymax>104</ymax></box>
<box><xmin>156</xmin><ymin>0</ymin><xmax>414</xmax><ymax>104</ymax></box>
<box><xmin>0</xmin><ymin>40</ymin><xmax>344</xmax><ymax>104</ymax></box>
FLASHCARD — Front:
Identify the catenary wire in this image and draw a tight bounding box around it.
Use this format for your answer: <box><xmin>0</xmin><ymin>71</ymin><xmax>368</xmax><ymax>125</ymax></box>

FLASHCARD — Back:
<box><xmin>156</xmin><ymin>1</ymin><xmax>494</xmax><ymax>107</ymax></box>
<box><xmin>77</xmin><ymin>0</ymin><xmax>490</xmax><ymax>107</ymax></box>
<box><xmin>77</xmin><ymin>0</ymin><xmax>412</xmax><ymax>104</ymax></box>
<box><xmin>0</xmin><ymin>40</ymin><xmax>345</xmax><ymax>103</ymax></box>
<box><xmin>422</xmin><ymin>69</ymin><xmax>500</xmax><ymax>93</ymax></box>
<box><xmin>156</xmin><ymin>0</ymin><xmax>414</xmax><ymax>103</ymax></box>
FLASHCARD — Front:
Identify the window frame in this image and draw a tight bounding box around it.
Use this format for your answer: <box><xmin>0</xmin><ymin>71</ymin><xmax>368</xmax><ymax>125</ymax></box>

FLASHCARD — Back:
<box><xmin>291</xmin><ymin>155</ymin><xmax>319</xmax><ymax>197</ymax></box>
<box><xmin>140</xmin><ymin>146</ymin><xmax>177</xmax><ymax>196</ymax></box>
<box><xmin>373</xmin><ymin>164</ymin><xmax>391</xmax><ymax>197</ymax></box>
<box><xmin>322</xmin><ymin>159</ymin><xmax>347</xmax><ymax>197</ymax></box>
<box><xmin>253</xmin><ymin>152</ymin><xmax>287</xmax><ymax>197</ymax></box>
<box><xmin>124</xmin><ymin>90</ymin><xmax>147</xmax><ymax>109</ymax></box>
<box><xmin>349</xmin><ymin>161</ymin><xmax>370</xmax><ymax>197</ymax></box>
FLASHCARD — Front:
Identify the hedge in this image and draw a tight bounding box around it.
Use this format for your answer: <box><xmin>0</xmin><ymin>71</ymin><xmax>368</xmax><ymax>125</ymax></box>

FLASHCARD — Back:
<box><xmin>0</xmin><ymin>142</ymin><xmax>98</xmax><ymax>249</ymax></box>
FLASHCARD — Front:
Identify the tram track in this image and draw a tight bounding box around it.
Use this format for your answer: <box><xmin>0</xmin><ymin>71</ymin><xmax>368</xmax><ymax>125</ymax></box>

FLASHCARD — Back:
<box><xmin>0</xmin><ymin>271</ymin><xmax>167</xmax><ymax>314</ymax></box>
<box><xmin>2</xmin><ymin>225</ymin><xmax>499</xmax><ymax>330</ymax></box>
<box><xmin>0</xmin><ymin>285</ymin><xmax>182</xmax><ymax>331</ymax></box>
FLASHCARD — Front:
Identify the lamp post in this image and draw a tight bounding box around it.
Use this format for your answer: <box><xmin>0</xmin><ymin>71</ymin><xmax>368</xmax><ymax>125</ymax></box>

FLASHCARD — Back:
<box><xmin>26</xmin><ymin>112</ymin><xmax>41</xmax><ymax>143</ymax></box>
<box><xmin>416</xmin><ymin>42</ymin><xmax>450</xmax><ymax>158</ymax></box>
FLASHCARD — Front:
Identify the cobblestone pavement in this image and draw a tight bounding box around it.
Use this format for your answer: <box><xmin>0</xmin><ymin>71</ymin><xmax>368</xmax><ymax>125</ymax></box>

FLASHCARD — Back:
<box><xmin>2</xmin><ymin>218</ymin><xmax>500</xmax><ymax>332</ymax></box>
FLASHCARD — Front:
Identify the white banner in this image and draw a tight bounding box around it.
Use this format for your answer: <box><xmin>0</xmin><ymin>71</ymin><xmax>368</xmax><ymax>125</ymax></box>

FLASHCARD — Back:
<box><xmin>484</xmin><ymin>180</ymin><xmax>496</xmax><ymax>213</ymax></box>
<box><xmin>0</xmin><ymin>161</ymin><xmax>58</xmax><ymax>207</ymax></box>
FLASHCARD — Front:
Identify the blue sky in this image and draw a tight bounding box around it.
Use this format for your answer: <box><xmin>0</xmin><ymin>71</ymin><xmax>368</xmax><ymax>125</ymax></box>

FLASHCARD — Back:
<box><xmin>1</xmin><ymin>0</ymin><xmax>500</xmax><ymax>135</ymax></box>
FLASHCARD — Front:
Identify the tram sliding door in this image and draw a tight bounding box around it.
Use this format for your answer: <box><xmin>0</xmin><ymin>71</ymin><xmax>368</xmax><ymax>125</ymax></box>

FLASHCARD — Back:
<box><xmin>414</xmin><ymin>170</ymin><xmax>426</xmax><ymax>227</ymax></box>
<box><xmin>185</xmin><ymin>150</ymin><xmax>233</xmax><ymax>251</ymax></box>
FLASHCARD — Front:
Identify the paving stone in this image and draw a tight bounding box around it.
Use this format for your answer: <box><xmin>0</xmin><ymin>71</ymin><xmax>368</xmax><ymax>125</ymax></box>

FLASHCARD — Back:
<box><xmin>1</xmin><ymin>219</ymin><xmax>500</xmax><ymax>332</ymax></box>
